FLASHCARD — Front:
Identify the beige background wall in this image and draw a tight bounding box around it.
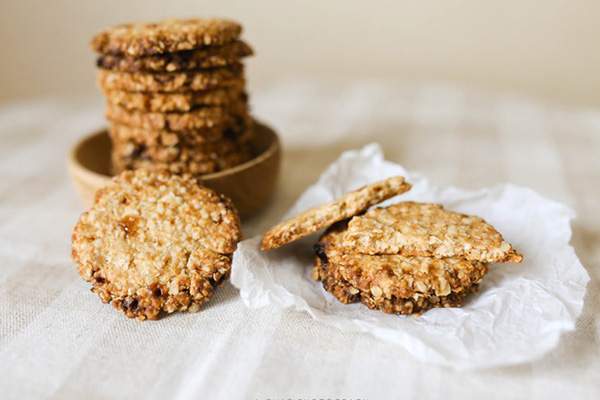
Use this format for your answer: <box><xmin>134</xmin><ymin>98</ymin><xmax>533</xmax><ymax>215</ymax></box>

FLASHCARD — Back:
<box><xmin>1</xmin><ymin>0</ymin><xmax>598</xmax><ymax>107</ymax></box>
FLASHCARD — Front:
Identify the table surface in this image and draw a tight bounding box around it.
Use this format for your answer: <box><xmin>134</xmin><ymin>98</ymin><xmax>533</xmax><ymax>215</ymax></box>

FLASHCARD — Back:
<box><xmin>1</xmin><ymin>82</ymin><xmax>598</xmax><ymax>400</ymax></box>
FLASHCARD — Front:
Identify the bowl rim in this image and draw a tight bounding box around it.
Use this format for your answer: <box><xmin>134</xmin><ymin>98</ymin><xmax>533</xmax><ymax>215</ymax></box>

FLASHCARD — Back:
<box><xmin>68</xmin><ymin>120</ymin><xmax>280</xmax><ymax>183</ymax></box>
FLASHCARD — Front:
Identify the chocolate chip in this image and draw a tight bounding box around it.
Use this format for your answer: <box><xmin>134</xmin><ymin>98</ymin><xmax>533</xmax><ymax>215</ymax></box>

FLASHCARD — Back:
<box><xmin>223</xmin><ymin>127</ymin><xmax>237</xmax><ymax>141</ymax></box>
<box><xmin>208</xmin><ymin>277</ymin><xmax>218</xmax><ymax>288</ymax></box>
<box><xmin>122</xmin><ymin>298</ymin><xmax>139</xmax><ymax>311</ymax></box>
<box><xmin>129</xmin><ymin>144</ymin><xmax>146</xmax><ymax>159</ymax></box>
<box><xmin>313</xmin><ymin>243</ymin><xmax>328</xmax><ymax>266</ymax></box>
<box><xmin>347</xmin><ymin>291</ymin><xmax>360</xmax><ymax>303</ymax></box>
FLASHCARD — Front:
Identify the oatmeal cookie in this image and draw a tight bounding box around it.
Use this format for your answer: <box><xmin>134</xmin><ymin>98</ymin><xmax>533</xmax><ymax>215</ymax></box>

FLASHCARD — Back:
<box><xmin>71</xmin><ymin>169</ymin><xmax>242</xmax><ymax>320</ymax></box>
<box><xmin>111</xmin><ymin>141</ymin><xmax>254</xmax><ymax>176</ymax></box>
<box><xmin>108</xmin><ymin>117</ymin><xmax>250</xmax><ymax>145</ymax></box>
<box><xmin>91</xmin><ymin>18</ymin><xmax>242</xmax><ymax>56</ymax></box>
<box><xmin>313</xmin><ymin>223</ymin><xmax>488</xmax><ymax>315</ymax></box>
<box><xmin>110</xmin><ymin>132</ymin><xmax>253</xmax><ymax>165</ymax></box>
<box><xmin>260</xmin><ymin>176</ymin><xmax>411</xmax><ymax>251</ymax></box>
<box><xmin>312</xmin><ymin>255</ymin><xmax>360</xmax><ymax>304</ymax></box>
<box><xmin>97</xmin><ymin>64</ymin><xmax>244</xmax><ymax>92</ymax></box>
<box><xmin>338</xmin><ymin>202</ymin><xmax>522</xmax><ymax>263</ymax></box>
<box><xmin>97</xmin><ymin>40</ymin><xmax>253</xmax><ymax>72</ymax></box>
<box><xmin>104</xmin><ymin>86</ymin><xmax>246</xmax><ymax>112</ymax></box>
<box><xmin>109</xmin><ymin>121</ymin><xmax>252</xmax><ymax>149</ymax></box>
<box><xmin>105</xmin><ymin>102</ymin><xmax>248</xmax><ymax>131</ymax></box>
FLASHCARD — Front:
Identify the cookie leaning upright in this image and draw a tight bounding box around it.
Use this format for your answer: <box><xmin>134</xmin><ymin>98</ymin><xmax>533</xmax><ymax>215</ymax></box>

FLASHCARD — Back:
<box><xmin>260</xmin><ymin>176</ymin><xmax>412</xmax><ymax>251</ymax></box>
<box><xmin>71</xmin><ymin>169</ymin><xmax>241</xmax><ymax>320</ymax></box>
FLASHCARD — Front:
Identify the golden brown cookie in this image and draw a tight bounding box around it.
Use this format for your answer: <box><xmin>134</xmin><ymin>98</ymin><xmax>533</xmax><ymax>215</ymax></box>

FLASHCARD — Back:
<box><xmin>107</xmin><ymin>118</ymin><xmax>249</xmax><ymax>146</ymax></box>
<box><xmin>91</xmin><ymin>18</ymin><xmax>242</xmax><ymax>56</ymax></box>
<box><xmin>110</xmin><ymin>139</ymin><xmax>254</xmax><ymax>176</ymax></box>
<box><xmin>338</xmin><ymin>202</ymin><xmax>522</xmax><ymax>263</ymax></box>
<box><xmin>111</xmin><ymin>149</ymin><xmax>253</xmax><ymax>176</ymax></box>
<box><xmin>97</xmin><ymin>64</ymin><xmax>244</xmax><ymax>92</ymax></box>
<box><xmin>313</xmin><ymin>255</ymin><xmax>483</xmax><ymax>315</ymax></box>
<box><xmin>71</xmin><ymin>169</ymin><xmax>242</xmax><ymax>320</ymax></box>
<box><xmin>105</xmin><ymin>102</ymin><xmax>248</xmax><ymax>131</ymax></box>
<box><xmin>313</xmin><ymin>223</ymin><xmax>488</xmax><ymax>315</ymax></box>
<box><xmin>260</xmin><ymin>176</ymin><xmax>412</xmax><ymax>251</ymax></box>
<box><xmin>110</xmin><ymin>132</ymin><xmax>253</xmax><ymax>164</ymax></box>
<box><xmin>104</xmin><ymin>86</ymin><xmax>246</xmax><ymax>112</ymax></box>
<box><xmin>109</xmin><ymin>121</ymin><xmax>252</xmax><ymax>149</ymax></box>
<box><xmin>97</xmin><ymin>40</ymin><xmax>253</xmax><ymax>72</ymax></box>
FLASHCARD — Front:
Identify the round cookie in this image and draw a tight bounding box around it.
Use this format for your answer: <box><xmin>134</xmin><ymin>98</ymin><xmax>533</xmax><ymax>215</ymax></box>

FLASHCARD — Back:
<box><xmin>313</xmin><ymin>255</ymin><xmax>484</xmax><ymax>315</ymax></box>
<box><xmin>71</xmin><ymin>170</ymin><xmax>242</xmax><ymax>320</ymax></box>
<box><xmin>111</xmin><ymin>142</ymin><xmax>254</xmax><ymax>176</ymax></box>
<box><xmin>108</xmin><ymin>117</ymin><xmax>250</xmax><ymax>146</ymax></box>
<box><xmin>97</xmin><ymin>40</ymin><xmax>253</xmax><ymax>72</ymax></box>
<box><xmin>109</xmin><ymin>121</ymin><xmax>252</xmax><ymax>151</ymax></box>
<box><xmin>339</xmin><ymin>202</ymin><xmax>523</xmax><ymax>263</ymax></box>
<box><xmin>104</xmin><ymin>86</ymin><xmax>246</xmax><ymax>112</ymax></box>
<box><xmin>110</xmin><ymin>133</ymin><xmax>253</xmax><ymax>166</ymax></box>
<box><xmin>314</xmin><ymin>223</ymin><xmax>488</xmax><ymax>315</ymax></box>
<box><xmin>97</xmin><ymin>64</ymin><xmax>244</xmax><ymax>92</ymax></box>
<box><xmin>91</xmin><ymin>18</ymin><xmax>242</xmax><ymax>56</ymax></box>
<box><xmin>105</xmin><ymin>101</ymin><xmax>248</xmax><ymax>131</ymax></box>
<box><xmin>260</xmin><ymin>176</ymin><xmax>412</xmax><ymax>251</ymax></box>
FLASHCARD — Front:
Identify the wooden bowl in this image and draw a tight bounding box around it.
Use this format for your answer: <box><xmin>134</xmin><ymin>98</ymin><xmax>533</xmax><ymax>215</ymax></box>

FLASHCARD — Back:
<box><xmin>68</xmin><ymin>120</ymin><xmax>281</xmax><ymax>219</ymax></box>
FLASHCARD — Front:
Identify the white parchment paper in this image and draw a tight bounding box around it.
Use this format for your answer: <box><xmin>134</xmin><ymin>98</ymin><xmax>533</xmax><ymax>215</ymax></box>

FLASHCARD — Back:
<box><xmin>231</xmin><ymin>144</ymin><xmax>589</xmax><ymax>370</ymax></box>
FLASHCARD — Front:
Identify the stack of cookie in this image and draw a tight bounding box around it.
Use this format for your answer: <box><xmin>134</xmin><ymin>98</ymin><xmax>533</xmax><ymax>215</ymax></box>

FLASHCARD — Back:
<box><xmin>90</xmin><ymin>18</ymin><xmax>255</xmax><ymax>176</ymax></box>
<box><xmin>260</xmin><ymin>176</ymin><xmax>523</xmax><ymax>315</ymax></box>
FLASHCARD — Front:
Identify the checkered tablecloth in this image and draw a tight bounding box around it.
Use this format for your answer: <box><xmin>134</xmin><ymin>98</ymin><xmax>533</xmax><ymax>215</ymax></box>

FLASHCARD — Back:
<box><xmin>1</xmin><ymin>82</ymin><xmax>598</xmax><ymax>399</ymax></box>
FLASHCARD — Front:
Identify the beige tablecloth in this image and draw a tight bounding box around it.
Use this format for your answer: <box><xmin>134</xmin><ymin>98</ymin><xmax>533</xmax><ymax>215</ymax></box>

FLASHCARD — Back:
<box><xmin>1</xmin><ymin>83</ymin><xmax>598</xmax><ymax>399</ymax></box>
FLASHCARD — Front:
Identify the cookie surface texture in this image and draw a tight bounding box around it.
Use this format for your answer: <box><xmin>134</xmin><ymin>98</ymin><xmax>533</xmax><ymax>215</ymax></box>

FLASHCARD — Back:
<box><xmin>314</xmin><ymin>223</ymin><xmax>488</xmax><ymax>315</ymax></box>
<box><xmin>96</xmin><ymin>40</ymin><xmax>253</xmax><ymax>72</ymax></box>
<box><xmin>91</xmin><ymin>18</ymin><xmax>242</xmax><ymax>56</ymax></box>
<box><xmin>71</xmin><ymin>169</ymin><xmax>241</xmax><ymax>320</ymax></box>
<box><xmin>104</xmin><ymin>86</ymin><xmax>246</xmax><ymax>113</ymax></box>
<box><xmin>339</xmin><ymin>202</ymin><xmax>522</xmax><ymax>263</ymax></box>
<box><xmin>260</xmin><ymin>176</ymin><xmax>411</xmax><ymax>251</ymax></box>
<box><xmin>97</xmin><ymin>65</ymin><xmax>244</xmax><ymax>92</ymax></box>
<box><xmin>105</xmin><ymin>102</ymin><xmax>246</xmax><ymax>131</ymax></box>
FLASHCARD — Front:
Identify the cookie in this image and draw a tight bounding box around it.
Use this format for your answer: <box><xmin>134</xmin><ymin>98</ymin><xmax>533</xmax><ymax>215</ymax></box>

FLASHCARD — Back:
<box><xmin>110</xmin><ymin>132</ymin><xmax>253</xmax><ymax>164</ymax></box>
<box><xmin>91</xmin><ymin>18</ymin><xmax>242</xmax><ymax>56</ymax></box>
<box><xmin>97</xmin><ymin>64</ymin><xmax>244</xmax><ymax>92</ymax></box>
<box><xmin>71</xmin><ymin>169</ymin><xmax>242</xmax><ymax>320</ymax></box>
<box><xmin>108</xmin><ymin>118</ymin><xmax>249</xmax><ymax>146</ymax></box>
<box><xmin>109</xmin><ymin>121</ymin><xmax>252</xmax><ymax>149</ymax></box>
<box><xmin>338</xmin><ymin>202</ymin><xmax>522</xmax><ymax>263</ymax></box>
<box><xmin>313</xmin><ymin>256</ymin><xmax>484</xmax><ymax>315</ymax></box>
<box><xmin>111</xmin><ymin>148</ymin><xmax>253</xmax><ymax>176</ymax></box>
<box><xmin>104</xmin><ymin>86</ymin><xmax>246</xmax><ymax>112</ymax></box>
<box><xmin>97</xmin><ymin>40</ymin><xmax>253</xmax><ymax>72</ymax></box>
<box><xmin>105</xmin><ymin>102</ymin><xmax>248</xmax><ymax>131</ymax></box>
<box><xmin>313</xmin><ymin>223</ymin><xmax>488</xmax><ymax>315</ymax></box>
<box><xmin>111</xmin><ymin>139</ymin><xmax>254</xmax><ymax>176</ymax></box>
<box><xmin>260</xmin><ymin>176</ymin><xmax>412</xmax><ymax>251</ymax></box>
